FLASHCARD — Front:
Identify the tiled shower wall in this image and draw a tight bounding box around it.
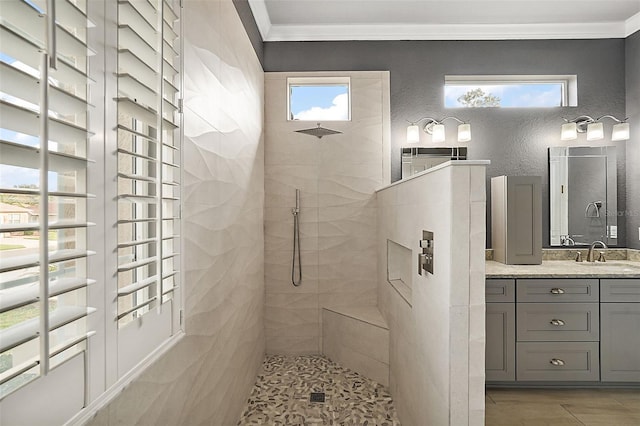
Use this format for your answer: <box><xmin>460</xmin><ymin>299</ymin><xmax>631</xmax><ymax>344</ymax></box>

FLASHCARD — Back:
<box><xmin>264</xmin><ymin>71</ymin><xmax>390</xmax><ymax>354</ymax></box>
<box><xmin>88</xmin><ymin>1</ymin><xmax>265</xmax><ymax>425</ymax></box>
<box><xmin>377</xmin><ymin>163</ymin><xmax>487</xmax><ymax>426</ymax></box>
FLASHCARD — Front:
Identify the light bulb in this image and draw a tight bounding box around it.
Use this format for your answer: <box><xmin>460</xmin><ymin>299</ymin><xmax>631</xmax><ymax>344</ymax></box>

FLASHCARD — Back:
<box><xmin>560</xmin><ymin>122</ymin><xmax>577</xmax><ymax>141</ymax></box>
<box><xmin>457</xmin><ymin>123</ymin><xmax>471</xmax><ymax>142</ymax></box>
<box><xmin>611</xmin><ymin>122</ymin><xmax>630</xmax><ymax>141</ymax></box>
<box><xmin>431</xmin><ymin>123</ymin><xmax>445</xmax><ymax>143</ymax></box>
<box><xmin>586</xmin><ymin>122</ymin><xmax>604</xmax><ymax>141</ymax></box>
<box><xmin>406</xmin><ymin>125</ymin><xmax>420</xmax><ymax>143</ymax></box>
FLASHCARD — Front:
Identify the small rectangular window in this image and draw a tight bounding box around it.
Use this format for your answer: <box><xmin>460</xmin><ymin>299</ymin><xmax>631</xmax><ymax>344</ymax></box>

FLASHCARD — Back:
<box><xmin>288</xmin><ymin>77</ymin><xmax>350</xmax><ymax>121</ymax></box>
<box><xmin>445</xmin><ymin>75</ymin><xmax>577</xmax><ymax>108</ymax></box>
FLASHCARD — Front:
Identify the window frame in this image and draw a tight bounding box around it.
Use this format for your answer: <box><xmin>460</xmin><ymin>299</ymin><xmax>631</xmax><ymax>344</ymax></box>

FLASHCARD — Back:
<box><xmin>444</xmin><ymin>74</ymin><xmax>578</xmax><ymax>108</ymax></box>
<box><xmin>287</xmin><ymin>76</ymin><xmax>352</xmax><ymax>122</ymax></box>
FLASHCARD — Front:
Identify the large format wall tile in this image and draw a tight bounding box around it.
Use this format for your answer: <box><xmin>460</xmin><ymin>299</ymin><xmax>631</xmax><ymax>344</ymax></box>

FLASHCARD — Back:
<box><xmin>88</xmin><ymin>1</ymin><xmax>265</xmax><ymax>425</ymax></box>
<box><xmin>264</xmin><ymin>71</ymin><xmax>390</xmax><ymax>354</ymax></box>
<box><xmin>265</xmin><ymin>164</ymin><xmax>320</xmax><ymax>208</ymax></box>
<box><xmin>265</xmin><ymin>248</ymin><xmax>319</xmax><ymax>294</ymax></box>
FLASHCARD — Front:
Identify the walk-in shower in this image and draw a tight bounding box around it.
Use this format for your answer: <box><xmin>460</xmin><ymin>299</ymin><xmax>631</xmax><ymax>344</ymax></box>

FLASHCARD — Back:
<box><xmin>291</xmin><ymin>189</ymin><xmax>302</xmax><ymax>286</ymax></box>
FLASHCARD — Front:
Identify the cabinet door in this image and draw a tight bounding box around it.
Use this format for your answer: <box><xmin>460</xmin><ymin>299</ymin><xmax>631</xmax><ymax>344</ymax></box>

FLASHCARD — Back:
<box><xmin>601</xmin><ymin>303</ymin><xmax>640</xmax><ymax>382</ymax></box>
<box><xmin>486</xmin><ymin>303</ymin><xmax>515</xmax><ymax>381</ymax></box>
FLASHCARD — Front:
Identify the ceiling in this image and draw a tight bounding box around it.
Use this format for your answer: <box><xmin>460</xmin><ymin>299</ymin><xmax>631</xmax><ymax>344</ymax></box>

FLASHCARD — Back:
<box><xmin>248</xmin><ymin>0</ymin><xmax>640</xmax><ymax>41</ymax></box>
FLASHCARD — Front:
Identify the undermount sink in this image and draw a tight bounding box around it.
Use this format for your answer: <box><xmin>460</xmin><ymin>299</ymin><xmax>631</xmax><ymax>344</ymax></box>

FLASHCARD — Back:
<box><xmin>577</xmin><ymin>261</ymin><xmax>640</xmax><ymax>270</ymax></box>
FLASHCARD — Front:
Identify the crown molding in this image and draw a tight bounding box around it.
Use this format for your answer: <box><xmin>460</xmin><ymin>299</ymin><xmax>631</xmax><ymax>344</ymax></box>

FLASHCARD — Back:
<box><xmin>248</xmin><ymin>0</ymin><xmax>637</xmax><ymax>41</ymax></box>
<box><xmin>626</xmin><ymin>11</ymin><xmax>640</xmax><ymax>36</ymax></box>
<box><xmin>247</xmin><ymin>0</ymin><xmax>271</xmax><ymax>40</ymax></box>
<box><xmin>264</xmin><ymin>22</ymin><xmax>628</xmax><ymax>41</ymax></box>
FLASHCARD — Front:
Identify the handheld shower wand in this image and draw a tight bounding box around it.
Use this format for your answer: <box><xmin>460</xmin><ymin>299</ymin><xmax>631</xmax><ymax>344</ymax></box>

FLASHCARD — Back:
<box><xmin>291</xmin><ymin>189</ymin><xmax>302</xmax><ymax>286</ymax></box>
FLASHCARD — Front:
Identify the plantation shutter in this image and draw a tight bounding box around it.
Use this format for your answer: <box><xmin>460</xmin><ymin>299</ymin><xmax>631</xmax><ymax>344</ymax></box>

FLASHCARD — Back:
<box><xmin>0</xmin><ymin>0</ymin><xmax>95</xmax><ymax>401</ymax></box>
<box><xmin>115</xmin><ymin>0</ymin><xmax>181</xmax><ymax>371</ymax></box>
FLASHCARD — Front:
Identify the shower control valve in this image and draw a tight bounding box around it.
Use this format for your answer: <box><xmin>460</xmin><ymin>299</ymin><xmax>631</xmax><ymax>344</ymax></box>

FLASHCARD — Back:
<box><xmin>418</xmin><ymin>230</ymin><xmax>434</xmax><ymax>276</ymax></box>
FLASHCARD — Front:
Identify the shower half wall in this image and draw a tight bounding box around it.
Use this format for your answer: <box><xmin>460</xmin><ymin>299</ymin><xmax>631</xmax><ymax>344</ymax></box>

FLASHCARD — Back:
<box><xmin>264</xmin><ymin>71</ymin><xmax>391</xmax><ymax>354</ymax></box>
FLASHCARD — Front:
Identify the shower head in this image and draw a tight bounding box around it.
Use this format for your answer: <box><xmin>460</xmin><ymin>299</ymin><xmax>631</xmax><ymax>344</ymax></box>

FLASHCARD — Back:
<box><xmin>295</xmin><ymin>123</ymin><xmax>342</xmax><ymax>139</ymax></box>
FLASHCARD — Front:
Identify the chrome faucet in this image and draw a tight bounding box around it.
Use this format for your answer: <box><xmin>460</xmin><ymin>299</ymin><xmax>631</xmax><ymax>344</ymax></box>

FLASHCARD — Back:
<box><xmin>586</xmin><ymin>240</ymin><xmax>607</xmax><ymax>262</ymax></box>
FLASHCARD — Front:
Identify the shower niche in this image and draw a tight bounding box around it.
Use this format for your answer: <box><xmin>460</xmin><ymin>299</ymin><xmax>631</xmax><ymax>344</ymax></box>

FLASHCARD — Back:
<box><xmin>387</xmin><ymin>240</ymin><xmax>412</xmax><ymax>305</ymax></box>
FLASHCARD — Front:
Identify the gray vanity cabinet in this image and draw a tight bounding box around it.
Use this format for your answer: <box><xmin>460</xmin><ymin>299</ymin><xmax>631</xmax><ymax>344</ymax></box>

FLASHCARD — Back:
<box><xmin>600</xmin><ymin>279</ymin><xmax>640</xmax><ymax>382</ymax></box>
<box><xmin>515</xmin><ymin>278</ymin><xmax>600</xmax><ymax>381</ymax></box>
<box><xmin>487</xmin><ymin>276</ymin><xmax>640</xmax><ymax>385</ymax></box>
<box><xmin>485</xmin><ymin>279</ymin><xmax>516</xmax><ymax>381</ymax></box>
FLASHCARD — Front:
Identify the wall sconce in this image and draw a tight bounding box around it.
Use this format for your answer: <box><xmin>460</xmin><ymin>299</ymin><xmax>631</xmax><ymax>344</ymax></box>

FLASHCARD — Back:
<box><xmin>407</xmin><ymin>116</ymin><xmax>471</xmax><ymax>143</ymax></box>
<box><xmin>561</xmin><ymin>115</ymin><xmax>630</xmax><ymax>142</ymax></box>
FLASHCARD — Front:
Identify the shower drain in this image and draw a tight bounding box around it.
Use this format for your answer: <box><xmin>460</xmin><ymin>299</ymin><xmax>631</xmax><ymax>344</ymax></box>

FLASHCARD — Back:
<box><xmin>309</xmin><ymin>392</ymin><xmax>326</xmax><ymax>403</ymax></box>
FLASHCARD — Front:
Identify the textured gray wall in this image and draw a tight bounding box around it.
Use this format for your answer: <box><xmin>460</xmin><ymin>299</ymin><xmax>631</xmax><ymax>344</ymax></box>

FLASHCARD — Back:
<box><xmin>626</xmin><ymin>31</ymin><xmax>640</xmax><ymax>249</ymax></box>
<box><xmin>263</xmin><ymin>39</ymin><xmax>629</xmax><ymax>247</ymax></box>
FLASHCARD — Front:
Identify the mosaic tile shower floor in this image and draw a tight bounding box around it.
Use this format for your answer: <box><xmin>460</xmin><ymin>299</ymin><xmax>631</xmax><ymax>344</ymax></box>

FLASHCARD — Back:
<box><xmin>237</xmin><ymin>355</ymin><xmax>401</xmax><ymax>425</ymax></box>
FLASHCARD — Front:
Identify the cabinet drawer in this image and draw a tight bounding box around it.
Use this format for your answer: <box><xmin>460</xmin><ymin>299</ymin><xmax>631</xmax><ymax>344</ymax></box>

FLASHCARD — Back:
<box><xmin>516</xmin><ymin>342</ymin><xmax>600</xmax><ymax>381</ymax></box>
<box><xmin>601</xmin><ymin>279</ymin><xmax>640</xmax><ymax>303</ymax></box>
<box><xmin>516</xmin><ymin>303</ymin><xmax>599</xmax><ymax>341</ymax></box>
<box><xmin>517</xmin><ymin>279</ymin><xmax>599</xmax><ymax>302</ymax></box>
<box><xmin>486</xmin><ymin>279</ymin><xmax>515</xmax><ymax>303</ymax></box>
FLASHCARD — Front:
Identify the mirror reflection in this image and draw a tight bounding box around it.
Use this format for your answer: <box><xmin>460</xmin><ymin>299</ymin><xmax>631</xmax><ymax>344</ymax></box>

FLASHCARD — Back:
<box><xmin>401</xmin><ymin>147</ymin><xmax>467</xmax><ymax>178</ymax></box>
<box><xmin>549</xmin><ymin>146</ymin><xmax>617</xmax><ymax>247</ymax></box>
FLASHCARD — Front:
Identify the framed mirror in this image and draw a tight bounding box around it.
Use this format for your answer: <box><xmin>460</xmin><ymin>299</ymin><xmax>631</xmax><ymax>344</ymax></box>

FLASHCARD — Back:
<box><xmin>401</xmin><ymin>147</ymin><xmax>467</xmax><ymax>178</ymax></box>
<box><xmin>549</xmin><ymin>146</ymin><xmax>617</xmax><ymax>247</ymax></box>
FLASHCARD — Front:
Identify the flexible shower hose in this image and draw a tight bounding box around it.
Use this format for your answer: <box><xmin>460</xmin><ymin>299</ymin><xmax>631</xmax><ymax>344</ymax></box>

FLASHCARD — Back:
<box><xmin>291</xmin><ymin>209</ymin><xmax>302</xmax><ymax>286</ymax></box>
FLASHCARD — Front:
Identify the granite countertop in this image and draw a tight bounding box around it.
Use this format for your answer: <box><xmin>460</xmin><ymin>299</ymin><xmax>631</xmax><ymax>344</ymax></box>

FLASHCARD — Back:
<box><xmin>486</xmin><ymin>259</ymin><xmax>640</xmax><ymax>278</ymax></box>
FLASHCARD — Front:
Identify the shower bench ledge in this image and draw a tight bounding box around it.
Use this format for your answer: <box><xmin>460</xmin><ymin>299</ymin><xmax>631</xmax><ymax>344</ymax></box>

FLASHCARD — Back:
<box><xmin>322</xmin><ymin>305</ymin><xmax>390</xmax><ymax>387</ymax></box>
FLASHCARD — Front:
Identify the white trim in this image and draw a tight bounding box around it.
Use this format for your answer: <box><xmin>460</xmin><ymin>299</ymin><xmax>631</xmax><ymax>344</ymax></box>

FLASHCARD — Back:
<box><xmin>626</xmin><ymin>11</ymin><xmax>640</xmax><ymax>36</ymax></box>
<box><xmin>247</xmin><ymin>0</ymin><xmax>271</xmax><ymax>40</ymax></box>
<box><xmin>63</xmin><ymin>331</ymin><xmax>185</xmax><ymax>426</ymax></box>
<box><xmin>445</xmin><ymin>75</ymin><xmax>575</xmax><ymax>84</ymax></box>
<box><xmin>260</xmin><ymin>22</ymin><xmax>629</xmax><ymax>41</ymax></box>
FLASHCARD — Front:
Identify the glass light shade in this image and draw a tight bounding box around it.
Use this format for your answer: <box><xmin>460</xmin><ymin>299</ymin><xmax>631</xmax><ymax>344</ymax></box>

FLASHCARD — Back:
<box><xmin>586</xmin><ymin>122</ymin><xmax>604</xmax><ymax>141</ymax></box>
<box><xmin>431</xmin><ymin>123</ymin><xmax>445</xmax><ymax>143</ymax></box>
<box><xmin>560</xmin><ymin>122</ymin><xmax>577</xmax><ymax>141</ymax></box>
<box><xmin>406</xmin><ymin>124</ymin><xmax>420</xmax><ymax>143</ymax></box>
<box><xmin>457</xmin><ymin>123</ymin><xmax>471</xmax><ymax>142</ymax></box>
<box><xmin>611</xmin><ymin>122</ymin><xmax>630</xmax><ymax>141</ymax></box>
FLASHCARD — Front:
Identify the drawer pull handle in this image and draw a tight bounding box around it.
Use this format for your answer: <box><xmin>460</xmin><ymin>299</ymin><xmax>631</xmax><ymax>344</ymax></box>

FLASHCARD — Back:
<box><xmin>550</xmin><ymin>319</ymin><xmax>565</xmax><ymax>326</ymax></box>
<box><xmin>550</xmin><ymin>358</ymin><xmax>565</xmax><ymax>366</ymax></box>
<box><xmin>550</xmin><ymin>288</ymin><xmax>565</xmax><ymax>295</ymax></box>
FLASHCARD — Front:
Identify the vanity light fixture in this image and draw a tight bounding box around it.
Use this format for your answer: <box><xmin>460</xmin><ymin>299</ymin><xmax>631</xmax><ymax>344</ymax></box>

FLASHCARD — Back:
<box><xmin>561</xmin><ymin>115</ymin><xmax>630</xmax><ymax>142</ymax></box>
<box><xmin>406</xmin><ymin>116</ymin><xmax>471</xmax><ymax>143</ymax></box>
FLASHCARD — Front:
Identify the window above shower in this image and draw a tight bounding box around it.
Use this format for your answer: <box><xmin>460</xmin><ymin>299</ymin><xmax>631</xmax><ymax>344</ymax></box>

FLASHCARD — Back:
<box><xmin>288</xmin><ymin>77</ymin><xmax>351</xmax><ymax>121</ymax></box>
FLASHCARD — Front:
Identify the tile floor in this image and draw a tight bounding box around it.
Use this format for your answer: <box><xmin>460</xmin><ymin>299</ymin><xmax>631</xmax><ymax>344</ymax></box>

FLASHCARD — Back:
<box><xmin>486</xmin><ymin>387</ymin><xmax>640</xmax><ymax>425</ymax></box>
<box><xmin>238</xmin><ymin>356</ymin><xmax>640</xmax><ymax>425</ymax></box>
<box><xmin>237</xmin><ymin>355</ymin><xmax>400</xmax><ymax>425</ymax></box>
